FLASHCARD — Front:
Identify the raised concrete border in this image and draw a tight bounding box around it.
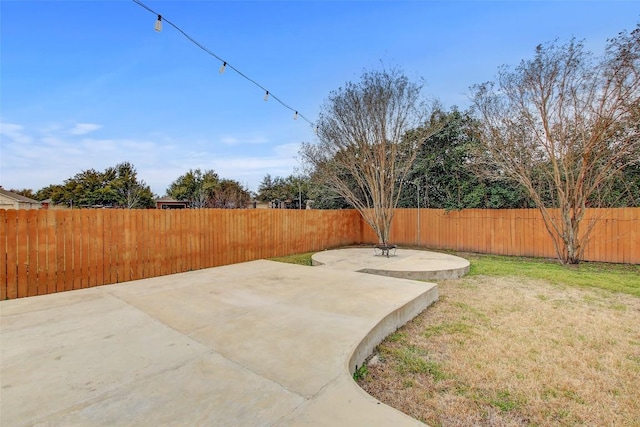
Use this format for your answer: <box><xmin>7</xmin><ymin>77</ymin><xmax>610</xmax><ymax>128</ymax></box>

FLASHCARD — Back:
<box><xmin>1</xmin><ymin>259</ymin><xmax>438</xmax><ymax>426</ymax></box>
<box><xmin>313</xmin><ymin>247</ymin><xmax>470</xmax><ymax>281</ymax></box>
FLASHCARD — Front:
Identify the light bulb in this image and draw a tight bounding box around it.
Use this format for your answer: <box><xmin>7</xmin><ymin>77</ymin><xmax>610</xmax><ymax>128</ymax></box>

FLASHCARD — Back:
<box><xmin>264</xmin><ymin>91</ymin><xmax>269</xmax><ymax>101</ymax></box>
<box><xmin>293</xmin><ymin>111</ymin><xmax>298</xmax><ymax>120</ymax></box>
<box><xmin>219</xmin><ymin>62</ymin><xmax>226</xmax><ymax>74</ymax></box>
<box><xmin>154</xmin><ymin>15</ymin><xmax>162</xmax><ymax>32</ymax></box>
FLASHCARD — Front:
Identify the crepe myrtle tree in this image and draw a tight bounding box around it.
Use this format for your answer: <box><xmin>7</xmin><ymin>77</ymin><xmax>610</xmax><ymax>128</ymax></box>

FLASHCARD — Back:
<box><xmin>301</xmin><ymin>68</ymin><xmax>441</xmax><ymax>244</ymax></box>
<box><xmin>472</xmin><ymin>25</ymin><xmax>640</xmax><ymax>264</ymax></box>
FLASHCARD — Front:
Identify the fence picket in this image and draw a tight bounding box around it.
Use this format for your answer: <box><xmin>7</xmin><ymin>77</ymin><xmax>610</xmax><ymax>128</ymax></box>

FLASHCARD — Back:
<box><xmin>27</xmin><ymin>210</ymin><xmax>39</xmax><ymax>296</ymax></box>
<box><xmin>0</xmin><ymin>211</ymin><xmax>6</xmax><ymax>300</ymax></box>
<box><xmin>71</xmin><ymin>210</ymin><xmax>83</xmax><ymax>290</ymax></box>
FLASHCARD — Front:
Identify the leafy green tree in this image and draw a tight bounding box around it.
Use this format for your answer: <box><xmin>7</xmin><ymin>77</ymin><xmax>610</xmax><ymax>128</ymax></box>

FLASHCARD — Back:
<box><xmin>110</xmin><ymin>162</ymin><xmax>155</xmax><ymax>208</ymax></box>
<box><xmin>7</xmin><ymin>188</ymin><xmax>37</xmax><ymax>199</ymax></box>
<box><xmin>167</xmin><ymin>170</ymin><xmax>253</xmax><ymax>208</ymax></box>
<box><xmin>46</xmin><ymin>163</ymin><xmax>154</xmax><ymax>208</ymax></box>
<box><xmin>307</xmin><ymin>181</ymin><xmax>352</xmax><ymax>209</ymax></box>
<box><xmin>399</xmin><ymin>109</ymin><xmax>531</xmax><ymax>210</ymax></box>
<box><xmin>54</xmin><ymin>169</ymin><xmax>109</xmax><ymax>207</ymax></box>
<box><xmin>166</xmin><ymin>169</ymin><xmax>219</xmax><ymax>208</ymax></box>
<box><xmin>257</xmin><ymin>174</ymin><xmax>310</xmax><ymax>208</ymax></box>
<box><xmin>281</xmin><ymin>175</ymin><xmax>309</xmax><ymax>209</ymax></box>
<box><xmin>607</xmin><ymin>163</ymin><xmax>640</xmax><ymax>207</ymax></box>
<box><xmin>35</xmin><ymin>184</ymin><xmax>63</xmax><ymax>201</ymax></box>
<box><xmin>256</xmin><ymin>174</ymin><xmax>280</xmax><ymax>202</ymax></box>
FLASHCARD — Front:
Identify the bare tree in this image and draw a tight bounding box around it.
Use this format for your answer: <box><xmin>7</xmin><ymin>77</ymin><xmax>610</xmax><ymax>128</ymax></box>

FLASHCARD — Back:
<box><xmin>472</xmin><ymin>26</ymin><xmax>639</xmax><ymax>264</ymax></box>
<box><xmin>301</xmin><ymin>68</ymin><xmax>440</xmax><ymax>244</ymax></box>
<box><xmin>210</xmin><ymin>179</ymin><xmax>251</xmax><ymax>208</ymax></box>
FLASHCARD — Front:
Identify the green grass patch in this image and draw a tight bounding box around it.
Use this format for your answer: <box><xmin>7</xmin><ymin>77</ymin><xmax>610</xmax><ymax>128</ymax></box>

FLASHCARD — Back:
<box><xmin>269</xmin><ymin>252</ymin><xmax>315</xmax><ymax>266</ymax></box>
<box><xmin>387</xmin><ymin>331</ymin><xmax>408</xmax><ymax>343</ymax></box>
<box><xmin>353</xmin><ymin>364</ymin><xmax>368</xmax><ymax>381</ymax></box>
<box><xmin>402</xmin><ymin>379</ymin><xmax>416</xmax><ymax>389</ymax></box>
<box><xmin>423</xmin><ymin>321</ymin><xmax>474</xmax><ymax>338</ymax></box>
<box><xmin>452</xmin><ymin>301</ymin><xmax>489</xmax><ymax>321</ymax></box>
<box><xmin>466</xmin><ymin>253</ymin><xmax>640</xmax><ymax>297</ymax></box>
<box><xmin>490</xmin><ymin>390</ymin><xmax>523</xmax><ymax>412</ymax></box>
<box><xmin>382</xmin><ymin>345</ymin><xmax>447</xmax><ymax>380</ymax></box>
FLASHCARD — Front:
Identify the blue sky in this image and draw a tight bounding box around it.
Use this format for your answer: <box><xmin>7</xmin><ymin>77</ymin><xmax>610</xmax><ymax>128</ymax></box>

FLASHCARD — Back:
<box><xmin>1</xmin><ymin>1</ymin><xmax>638</xmax><ymax>196</ymax></box>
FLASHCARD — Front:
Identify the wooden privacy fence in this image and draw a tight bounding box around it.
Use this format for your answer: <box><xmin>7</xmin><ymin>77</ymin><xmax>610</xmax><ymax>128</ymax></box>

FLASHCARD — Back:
<box><xmin>1</xmin><ymin>208</ymin><xmax>638</xmax><ymax>299</ymax></box>
<box><xmin>362</xmin><ymin>208</ymin><xmax>639</xmax><ymax>264</ymax></box>
<box><xmin>0</xmin><ymin>209</ymin><xmax>362</xmax><ymax>300</ymax></box>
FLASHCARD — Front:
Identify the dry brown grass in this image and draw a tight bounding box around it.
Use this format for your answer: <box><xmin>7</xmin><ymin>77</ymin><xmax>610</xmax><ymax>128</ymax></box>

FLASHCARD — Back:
<box><xmin>358</xmin><ymin>276</ymin><xmax>640</xmax><ymax>426</ymax></box>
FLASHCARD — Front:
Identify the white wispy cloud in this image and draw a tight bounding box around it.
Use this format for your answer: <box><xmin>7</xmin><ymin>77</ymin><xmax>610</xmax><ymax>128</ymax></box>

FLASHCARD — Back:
<box><xmin>273</xmin><ymin>142</ymin><xmax>302</xmax><ymax>158</ymax></box>
<box><xmin>0</xmin><ymin>122</ymin><xmax>32</xmax><ymax>144</ymax></box>
<box><xmin>219</xmin><ymin>134</ymin><xmax>269</xmax><ymax>146</ymax></box>
<box><xmin>0</xmin><ymin>122</ymin><xmax>303</xmax><ymax>195</ymax></box>
<box><xmin>69</xmin><ymin>123</ymin><xmax>102</xmax><ymax>135</ymax></box>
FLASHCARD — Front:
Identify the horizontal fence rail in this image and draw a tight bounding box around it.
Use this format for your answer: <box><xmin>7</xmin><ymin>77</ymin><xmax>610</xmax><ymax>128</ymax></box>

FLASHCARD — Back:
<box><xmin>1</xmin><ymin>208</ymin><xmax>638</xmax><ymax>299</ymax></box>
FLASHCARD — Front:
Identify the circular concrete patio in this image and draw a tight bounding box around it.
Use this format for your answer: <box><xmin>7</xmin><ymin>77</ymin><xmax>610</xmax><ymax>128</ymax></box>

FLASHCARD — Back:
<box><xmin>312</xmin><ymin>247</ymin><xmax>470</xmax><ymax>281</ymax></box>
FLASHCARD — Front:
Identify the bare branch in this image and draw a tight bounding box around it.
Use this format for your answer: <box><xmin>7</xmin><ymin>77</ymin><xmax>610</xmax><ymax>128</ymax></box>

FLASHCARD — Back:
<box><xmin>301</xmin><ymin>68</ymin><xmax>440</xmax><ymax>243</ymax></box>
<box><xmin>472</xmin><ymin>25</ymin><xmax>639</xmax><ymax>263</ymax></box>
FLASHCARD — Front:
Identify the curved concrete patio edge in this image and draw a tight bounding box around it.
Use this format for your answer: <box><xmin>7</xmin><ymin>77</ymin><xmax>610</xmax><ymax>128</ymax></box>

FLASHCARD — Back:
<box><xmin>357</xmin><ymin>264</ymin><xmax>471</xmax><ymax>281</ymax></box>
<box><xmin>347</xmin><ymin>282</ymin><xmax>439</xmax><ymax>374</ymax></box>
<box><xmin>312</xmin><ymin>247</ymin><xmax>471</xmax><ymax>281</ymax></box>
<box><xmin>276</xmin><ymin>273</ymin><xmax>438</xmax><ymax>426</ymax></box>
<box><xmin>1</xmin><ymin>259</ymin><xmax>441</xmax><ymax>426</ymax></box>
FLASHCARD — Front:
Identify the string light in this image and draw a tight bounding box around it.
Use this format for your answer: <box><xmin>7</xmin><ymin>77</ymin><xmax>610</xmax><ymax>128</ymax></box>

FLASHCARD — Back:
<box><xmin>132</xmin><ymin>0</ymin><xmax>314</xmax><ymax>126</ymax></box>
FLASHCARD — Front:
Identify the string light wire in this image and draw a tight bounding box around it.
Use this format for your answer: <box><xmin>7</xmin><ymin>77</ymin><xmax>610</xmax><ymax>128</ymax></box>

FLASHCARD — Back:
<box><xmin>132</xmin><ymin>0</ymin><xmax>313</xmax><ymax>126</ymax></box>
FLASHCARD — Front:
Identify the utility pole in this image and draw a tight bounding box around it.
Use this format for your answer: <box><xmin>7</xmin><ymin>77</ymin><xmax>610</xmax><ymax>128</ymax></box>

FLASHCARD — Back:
<box><xmin>412</xmin><ymin>179</ymin><xmax>421</xmax><ymax>245</ymax></box>
<box><xmin>417</xmin><ymin>181</ymin><xmax>420</xmax><ymax>245</ymax></box>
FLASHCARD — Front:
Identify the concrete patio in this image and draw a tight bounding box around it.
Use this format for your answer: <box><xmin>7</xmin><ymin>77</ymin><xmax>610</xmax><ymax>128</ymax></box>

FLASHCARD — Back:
<box><xmin>313</xmin><ymin>247</ymin><xmax>470</xmax><ymax>280</ymax></box>
<box><xmin>1</xmin><ymin>253</ymin><xmax>443</xmax><ymax>426</ymax></box>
